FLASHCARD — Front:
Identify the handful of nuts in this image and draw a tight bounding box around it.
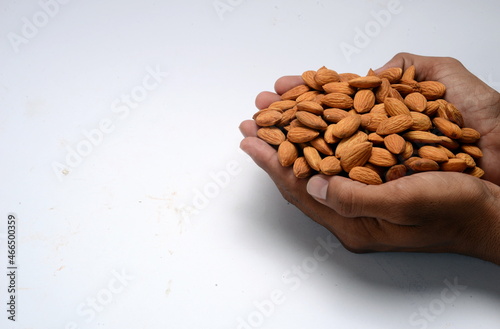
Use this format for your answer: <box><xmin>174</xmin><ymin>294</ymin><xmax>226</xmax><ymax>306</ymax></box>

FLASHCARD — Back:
<box><xmin>253</xmin><ymin>66</ymin><xmax>485</xmax><ymax>185</ymax></box>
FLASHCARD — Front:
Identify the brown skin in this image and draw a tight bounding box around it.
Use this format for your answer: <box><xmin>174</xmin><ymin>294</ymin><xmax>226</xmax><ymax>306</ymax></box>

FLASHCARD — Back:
<box><xmin>239</xmin><ymin>53</ymin><xmax>500</xmax><ymax>265</ymax></box>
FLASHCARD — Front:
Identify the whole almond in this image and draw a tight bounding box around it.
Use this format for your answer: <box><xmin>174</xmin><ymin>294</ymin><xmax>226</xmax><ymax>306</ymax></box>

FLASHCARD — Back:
<box><xmin>354</xmin><ymin>89</ymin><xmax>375</xmax><ymax>113</ymax></box>
<box><xmin>389</xmin><ymin>88</ymin><xmax>405</xmax><ymax>102</ymax></box>
<box><xmin>322</xmin><ymin>81</ymin><xmax>356</xmax><ymax>95</ymax></box>
<box><xmin>315</xmin><ymin>66</ymin><xmax>340</xmax><ymax>85</ymax></box>
<box><xmin>401</xmin><ymin>141</ymin><xmax>414</xmax><ymax>160</ymax></box>
<box><xmin>340</xmin><ymin>141</ymin><xmax>373</xmax><ymax>172</ymax></box>
<box><xmin>407</xmin><ymin>158</ymin><xmax>440</xmax><ymax>172</ymax></box>
<box><xmin>384</xmin><ymin>134</ymin><xmax>406</xmax><ymax>154</ymax></box>
<box><xmin>376</xmin><ymin>114</ymin><xmax>413</xmax><ymax>135</ymax></box>
<box><xmin>255</xmin><ymin>110</ymin><xmax>282</xmax><ymax>126</ymax></box>
<box><xmin>433</xmin><ymin>117</ymin><xmax>463</xmax><ymax>139</ymax></box>
<box><xmin>324</xmin><ymin>124</ymin><xmax>342</xmax><ymax>144</ymax></box>
<box><xmin>403</xmin><ymin>131</ymin><xmax>442</xmax><ymax>144</ymax></box>
<box><xmin>348</xmin><ymin>166</ymin><xmax>382</xmax><ymax>185</ymax></box>
<box><xmin>268</xmin><ymin>100</ymin><xmax>297</xmax><ymax>111</ymax></box>
<box><xmin>296</xmin><ymin>91</ymin><xmax>321</xmax><ymax>102</ymax></box>
<box><xmin>323</xmin><ymin>108</ymin><xmax>349</xmax><ymax>123</ymax></box>
<box><xmin>384</xmin><ymin>97</ymin><xmax>411</xmax><ymax>116</ymax></box>
<box><xmin>459</xmin><ymin>128</ymin><xmax>481</xmax><ymax>144</ymax></box>
<box><xmin>404</xmin><ymin>92</ymin><xmax>427</xmax><ymax>112</ymax></box>
<box><xmin>401</xmin><ymin>65</ymin><xmax>416</xmax><ymax>81</ymax></box>
<box><xmin>321</xmin><ymin>93</ymin><xmax>354</xmax><ymax>109</ymax></box>
<box><xmin>320</xmin><ymin>156</ymin><xmax>342</xmax><ymax>175</ymax></box>
<box><xmin>281</xmin><ymin>84</ymin><xmax>310</xmax><ymax>100</ymax></box>
<box><xmin>339</xmin><ymin>72</ymin><xmax>360</xmax><ymax>82</ymax></box>
<box><xmin>296</xmin><ymin>100</ymin><xmax>324</xmax><ymax>115</ymax></box>
<box><xmin>368</xmin><ymin>147</ymin><xmax>398</xmax><ymax>167</ymax></box>
<box><xmin>439</xmin><ymin>136</ymin><xmax>461</xmax><ymax>150</ymax></box>
<box><xmin>257</xmin><ymin>127</ymin><xmax>285</xmax><ymax>145</ymax></box>
<box><xmin>423</xmin><ymin>101</ymin><xmax>441</xmax><ymax>117</ymax></box>
<box><xmin>385</xmin><ymin>164</ymin><xmax>408</xmax><ymax>181</ymax></box>
<box><xmin>301</xmin><ymin>70</ymin><xmax>323</xmax><ymax>90</ymax></box>
<box><xmin>445</xmin><ymin>103</ymin><xmax>465</xmax><ymax>127</ymax></box>
<box><xmin>361</xmin><ymin>113</ymin><xmax>388</xmax><ymax>132</ymax></box>
<box><xmin>461</xmin><ymin>144</ymin><xmax>483</xmax><ymax>159</ymax></box>
<box><xmin>418</xmin><ymin>145</ymin><xmax>449</xmax><ymax>163</ymax></box>
<box><xmin>440</xmin><ymin>158</ymin><xmax>467</xmax><ymax>172</ymax></box>
<box><xmin>287</xmin><ymin>127</ymin><xmax>320</xmax><ymax>143</ymax></box>
<box><xmin>332</xmin><ymin>114</ymin><xmax>361</xmax><ymax>138</ymax></box>
<box><xmin>335</xmin><ymin>130</ymin><xmax>368</xmax><ymax>158</ymax></box>
<box><xmin>303</xmin><ymin>146</ymin><xmax>322</xmax><ymax>171</ymax></box>
<box><xmin>309</xmin><ymin>137</ymin><xmax>334</xmax><ymax>156</ymax></box>
<box><xmin>419</xmin><ymin>81</ymin><xmax>446</xmax><ymax>100</ymax></box>
<box><xmin>368</xmin><ymin>132</ymin><xmax>385</xmax><ymax>145</ymax></box>
<box><xmin>455</xmin><ymin>153</ymin><xmax>476</xmax><ymax>168</ymax></box>
<box><xmin>296</xmin><ymin>111</ymin><xmax>328</xmax><ymax>130</ymax></box>
<box><xmin>391</xmin><ymin>83</ymin><xmax>414</xmax><ymax>96</ymax></box>
<box><xmin>375</xmin><ymin>78</ymin><xmax>391</xmax><ymax>103</ymax></box>
<box><xmin>277</xmin><ymin>106</ymin><xmax>298</xmax><ymax>127</ymax></box>
<box><xmin>410</xmin><ymin>111</ymin><xmax>433</xmax><ymax>131</ymax></box>
<box><xmin>277</xmin><ymin>140</ymin><xmax>298</xmax><ymax>167</ymax></box>
<box><xmin>377</xmin><ymin>67</ymin><xmax>403</xmax><ymax>83</ymax></box>
<box><xmin>293</xmin><ymin>157</ymin><xmax>312</xmax><ymax>178</ymax></box>
<box><xmin>348</xmin><ymin>76</ymin><xmax>382</xmax><ymax>88</ymax></box>
<box><xmin>466</xmin><ymin>166</ymin><xmax>485</xmax><ymax>178</ymax></box>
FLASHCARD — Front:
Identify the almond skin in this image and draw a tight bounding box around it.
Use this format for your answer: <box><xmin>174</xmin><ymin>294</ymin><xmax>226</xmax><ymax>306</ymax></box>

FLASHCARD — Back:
<box><xmin>385</xmin><ymin>164</ymin><xmax>408</xmax><ymax>181</ymax></box>
<box><xmin>323</xmin><ymin>108</ymin><xmax>349</xmax><ymax>123</ymax></box>
<box><xmin>255</xmin><ymin>110</ymin><xmax>283</xmax><ymax>127</ymax></box>
<box><xmin>433</xmin><ymin>117</ymin><xmax>463</xmax><ymax>139</ymax></box>
<box><xmin>287</xmin><ymin>127</ymin><xmax>320</xmax><ymax>143</ymax></box>
<box><xmin>320</xmin><ymin>156</ymin><xmax>342</xmax><ymax>175</ymax></box>
<box><xmin>418</xmin><ymin>145</ymin><xmax>449</xmax><ymax>163</ymax></box>
<box><xmin>368</xmin><ymin>147</ymin><xmax>398</xmax><ymax>167</ymax></box>
<box><xmin>296</xmin><ymin>111</ymin><xmax>328</xmax><ymax>130</ymax></box>
<box><xmin>349</xmin><ymin>166</ymin><xmax>382</xmax><ymax>185</ymax></box>
<box><xmin>257</xmin><ymin>127</ymin><xmax>285</xmax><ymax>145</ymax></box>
<box><xmin>348</xmin><ymin>76</ymin><xmax>382</xmax><ymax>88</ymax></box>
<box><xmin>314</xmin><ymin>66</ymin><xmax>340</xmax><ymax>85</ymax></box>
<box><xmin>309</xmin><ymin>137</ymin><xmax>334</xmax><ymax>156</ymax></box>
<box><xmin>410</xmin><ymin>112</ymin><xmax>433</xmax><ymax>131</ymax></box>
<box><xmin>384</xmin><ymin>134</ymin><xmax>406</xmax><ymax>154</ymax></box>
<box><xmin>340</xmin><ymin>141</ymin><xmax>373</xmax><ymax>172</ymax></box>
<box><xmin>335</xmin><ymin>130</ymin><xmax>368</xmax><ymax>158</ymax></box>
<box><xmin>407</xmin><ymin>158</ymin><xmax>440</xmax><ymax>172</ymax></box>
<box><xmin>332</xmin><ymin>114</ymin><xmax>361</xmax><ymax>138</ymax></box>
<box><xmin>440</xmin><ymin>158</ymin><xmax>467</xmax><ymax>172</ymax></box>
<box><xmin>376</xmin><ymin>114</ymin><xmax>413</xmax><ymax>135</ymax></box>
<box><xmin>268</xmin><ymin>100</ymin><xmax>297</xmax><ymax>111</ymax></box>
<box><xmin>281</xmin><ymin>84</ymin><xmax>310</xmax><ymax>100</ymax></box>
<box><xmin>322</xmin><ymin>82</ymin><xmax>356</xmax><ymax>95</ymax></box>
<box><xmin>296</xmin><ymin>100</ymin><xmax>324</xmax><ymax>115</ymax></box>
<box><xmin>461</xmin><ymin>144</ymin><xmax>483</xmax><ymax>159</ymax></box>
<box><xmin>384</xmin><ymin>97</ymin><xmax>411</xmax><ymax>116</ymax></box>
<box><xmin>321</xmin><ymin>93</ymin><xmax>354</xmax><ymax>109</ymax></box>
<box><xmin>303</xmin><ymin>146</ymin><xmax>322</xmax><ymax>171</ymax></box>
<box><xmin>277</xmin><ymin>140</ymin><xmax>298</xmax><ymax>167</ymax></box>
<box><xmin>354</xmin><ymin>89</ymin><xmax>375</xmax><ymax>113</ymax></box>
<box><xmin>402</xmin><ymin>131</ymin><xmax>442</xmax><ymax>144</ymax></box>
<box><xmin>375</xmin><ymin>78</ymin><xmax>391</xmax><ymax>103</ymax></box>
<box><xmin>293</xmin><ymin>157</ymin><xmax>312</xmax><ymax>178</ymax></box>
<box><xmin>459</xmin><ymin>128</ymin><xmax>481</xmax><ymax>144</ymax></box>
<box><xmin>419</xmin><ymin>81</ymin><xmax>446</xmax><ymax>100</ymax></box>
<box><xmin>301</xmin><ymin>70</ymin><xmax>323</xmax><ymax>90</ymax></box>
<box><xmin>404</xmin><ymin>92</ymin><xmax>427</xmax><ymax>112</ymax></box>
<box><xmin>377</xmin><ymin>67</ymin><xmax>403</xmax><ymax>83</ymax></box>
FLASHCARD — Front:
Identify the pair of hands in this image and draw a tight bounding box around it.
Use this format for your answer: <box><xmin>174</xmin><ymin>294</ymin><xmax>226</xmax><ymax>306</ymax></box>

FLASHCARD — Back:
<box><xmin>240</xmin><ymin>53</ymin><xmax>500</xmax><ymax>265</ymax></box>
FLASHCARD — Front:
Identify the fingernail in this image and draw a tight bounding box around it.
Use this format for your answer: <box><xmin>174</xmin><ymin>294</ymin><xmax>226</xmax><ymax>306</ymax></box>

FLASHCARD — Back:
<box><xmin>307</xmin><ymin>176</ymin><xmax>328</xmax><ymax>200</ymax></box>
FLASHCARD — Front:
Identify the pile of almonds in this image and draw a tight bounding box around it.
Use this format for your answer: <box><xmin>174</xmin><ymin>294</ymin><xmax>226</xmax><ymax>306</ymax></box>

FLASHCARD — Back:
<box><xmin>253</xmin><ymin>66</ymin><xmax>485</xmax><ymax>185</ymax></box>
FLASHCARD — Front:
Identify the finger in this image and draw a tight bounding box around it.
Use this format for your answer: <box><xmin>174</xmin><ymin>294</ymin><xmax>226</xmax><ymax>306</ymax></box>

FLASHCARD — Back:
<box><xmin>255</xmin><ymin>91</ymin><xmax>281</xmax><ymax>110</ymax></box>
<box><xmin>239</xmin><ymin>120</ymin><xmax>259</xmax><ymax>138</ymax></box>
<box><xmin>274</xmin><ymin>75</ymin><xmax>305</xmax><ymax>95</ymax></box>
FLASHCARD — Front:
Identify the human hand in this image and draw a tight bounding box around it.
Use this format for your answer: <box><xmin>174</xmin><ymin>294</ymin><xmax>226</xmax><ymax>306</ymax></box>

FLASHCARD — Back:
<box><xmin>240</xmin><ymin>53</ymin><xmax>500</xmax><ymax>265</ymax></box>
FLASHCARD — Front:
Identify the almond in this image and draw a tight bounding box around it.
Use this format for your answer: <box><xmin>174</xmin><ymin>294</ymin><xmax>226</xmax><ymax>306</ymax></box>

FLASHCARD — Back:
<box><xmin>384</xmin><ymin>134</ymin><xmax>406</xmax><ymax>154</ymax></box>
<box><xmin>303</xmin><ymin>146</ymin><xmax>322</xmax><ymax>171</ymax></box>
<box><xmin>455</xmin><ymin>153</ymin><xmax>476</xmax><ymax>168</ymax></box>
<box><xmin>433</xmin><ymin>117</ymin><xmax>463</xmax><ymax>139</ymax></box>
<box><xmin>257</xmin><ymin>127</ymin><xmax>285</xmax><ymax>145</ymax></box>
<box><xmin>368</xmin><ymin>132</ymin><xmax>385</xmax><ymax>145</ymax></box>
<box><xmin>419</xmin><ymin>81</ymin><xmax>446</xmax><ymax>100</ymax></box>
<box><xmin>417</xmin><ymin>145</ymin><xmax>449</xmax><ymax>163</ymax></box>
<box><xmin>384</xmin><ymin>97</ymin><xmax>411</xmax><ymax>116</ymax></box>
<box><xmin>423</xmin><ymin>101</ymin><xmax>441</xmax><ymax>117</ymax></box>
<box><xmin>375</xmin><ymin>78</ymin><xmax>391</xmax><ymax>103</ymax></box>
<box><xmin>320</xmin><ymin>156</ymin><xmax>342</xmax><ymax>175</ymax></box>
<box><xmin>301</xmin><ymin>70</ymin><xmax>323</xmax><ymax>90</ymax></box>
<box><xmin>385</xmin><ymin>164</ymin><xmax>408</xmax><ymax>182</ymax></box>
<box><xmin>391</xmin><ymin>83</ymin><xmax>414</xmax><ymax>95</ymax></box>
<box><xmin>315</xmin><ymin>66</ymin><xmax>340</xmax><ymax>85</ymax></box>
<box><xmin>332</xmin><ymin>114</ymin><xmax>361</xmax><ymax>138</ymax></box>
<box><xmin>410</xmin><ymin>111</ymin><xmax>433</xmax><ymax>131</ymax></box>
<box><xmin>296</xmin><ymin>100</ymin><xmax>324</xmax><ymax>115</ymax></box>
<box><xmin>340</xmin><ymin>142</ymin><xmax>373</xmax><ymax>172</ymax></box>
<box><xmin>377</xmin><ymin>67</ymin><xmax>403</xmax><ymax>83</ymax></box>
<box><xmin>389</xmin><ymin>88</ymin><xmax>405</xmax><ymax>102</ymax></box>
<box><xmin>281</xmin><ymin>84</ymin><xmax>310</xmax><ymax>100</ymax></box>
<box><xmin>404</xmin><ymin>92</ymin><xmax>427</xmax><ymax>112</ymax></box>
<box><xmin>461</xmin><ymin>144</ymin><xmax>483</xmax><ymax>159</ymax></box>
<box><xmin>361</xmin><ymin>113</ymin><xmax>388</xmax><ymax>132</ymax></box>
<box><xmin>335</xmin><ymin>131</ymin><xmax>368</xmax><ymax>158</ymax></box>
<box><xmin>293</xmin><ymin>157</ymin><xmax>312</xmax><ymax>178</ymax></box>
<box><xmin>466</xmin><ymin>166</ymin><xmax>485</xmax><ymax>178</ymax></box>
<box><xmin>368</xmin><ymin>147</ymin><xmax>398</xmax><ymax>167</ymax></box>
<box><xmin>439</xmin><ymin>136</ymin><xmax>461</xmax><ymax>150</ymax></box>
<box><xmin>268</xmin><ymin>100</ymin><xmax>297</xmax><ymax>111</ymax></box>
<box><xmin>296</xmin><ymin>111</ymin><xmax>328</xmax><ymax>130</ymax></box>
<box><xmin>322</xmin><ymin>82</ymin><xmax>356</xmax><ymax>95</ymax></box>
<box><xmin>309</xmin><ymin>137</ymin><xmax>334</xmax><ymax>156</ymax></box>
<box><xmin>445</xmin><ymin>103</ymin><xmax>464</xmax><ymax>127</ymax></box>
<box><xmin>401</xmin><ymin>141</ymin><xmax>414</xmax><ymax>160</ymax></box>
<box><xmin>321</xmin><ymin>93</ymin><xmax>354</xmax><ymax>109</ymax></box>
<box><xmin>324</xmin><ymin>124</ymin><xmax>342</xmax><ymax>144</ymax></box>
<box><xmin>348</xmin><ymin>76</ymin><xmax>382</xmax><ymax>88</ymax></box>
<box><xmin>440</xmin><ymin>158</ymin><xmax>467</xmax><ymax>172</ymax></box>
<box><xmin>277</xmin><ymin>106</ymin><xmax>298</xmax><ymax>127</ymax></box>
<box><xmin>458</xmin><ymin>128</ymin><xmax>481</xmax><ymax>144</ymax></box>
<box><xmin>402</xmin><ymin>131</ymin><xmax>442</xmax><ymax>144</ymax></box>
<box><xmin>348</xmin><ymin>166</ymin><xmax>382</xmax><ymax>185</ymax></box>
<box><xmin>323</xmin><ymin>108</ymin><xmax>349</xmax><ymax>123</ymax></box>
<box><xmin>277</xmin><ymin>140</ymin><xmax>298</xmax><ymax>167</ymax></box>
<box><xmin>353</xmin><ymin>89</ymin><xmax>375</xmax><ymax>113</ymax></box>
<box><xmin>296</xmin><ymin>91</ymin><xmax>321</xmax><ymax>102</ymax></box>
<box><xmin>255</xmin><ymin>110</ymin><xmax>282</xmax><ymax>126</ymax></box>
<box><xmin>376</xmin><ymin>114</ymin><xmax>413</xmax><ymax>135</ymax></box>
<box><xmin>287</xmin><ymin>126</ymin><xmax>320</xmax><ymax>143</ymax></box>
<box><xmin>339</xmin><ymin>72</ymin><xmax>360</xmax><ymax>82</ymax></box>
<box><xmin>401</xmin><ymin>65</ymin><xmax>416</xmax><ymax>82</ymax></box>
<box><xmin>407</xmin><ymin>158</ymin><xmax>440</xmax><ymax>172</ymax></box>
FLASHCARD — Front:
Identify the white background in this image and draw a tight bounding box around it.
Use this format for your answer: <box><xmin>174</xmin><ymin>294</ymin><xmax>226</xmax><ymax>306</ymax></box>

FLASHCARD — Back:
<box><xmin>1</xmin><ymin>0</ymin><xmax>499</xmax><ymax>328</ymax></box>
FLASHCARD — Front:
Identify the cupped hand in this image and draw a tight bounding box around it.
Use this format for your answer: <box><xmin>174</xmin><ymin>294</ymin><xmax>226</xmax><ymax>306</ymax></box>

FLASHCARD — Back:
<box><xmin>240</xmin><ymin>52</ymin><xmax>500</xmax><ymax>265</ymax></box>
